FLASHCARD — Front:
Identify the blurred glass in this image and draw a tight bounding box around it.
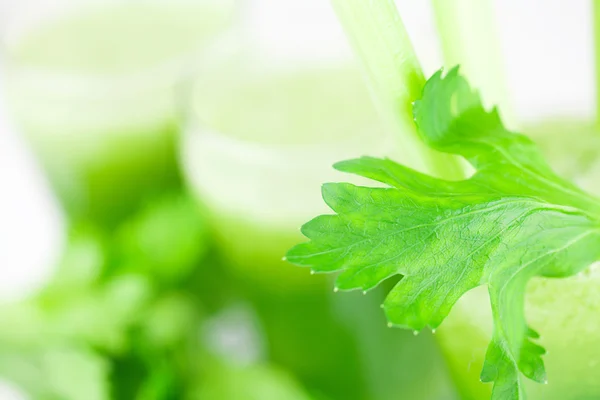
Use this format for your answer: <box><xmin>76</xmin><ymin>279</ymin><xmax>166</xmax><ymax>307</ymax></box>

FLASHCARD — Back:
<box><xmin>181</xmin><ymin>1</ymin><xmax>455</xmax><ymax>399</ymax></box>
<box><xmin>2</xmin><ymin>0</ymin><xmax>234</xmax><ymax>226</ymax></box>
<box><xmin>0</xmin><ymin>3</ymin><xmax>262</xmax><ymax>399</ymax></box>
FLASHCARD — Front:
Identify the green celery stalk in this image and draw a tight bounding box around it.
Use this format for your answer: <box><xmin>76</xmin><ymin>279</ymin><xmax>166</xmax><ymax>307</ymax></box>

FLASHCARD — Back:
<box><xmin>431</xmin><ymin>0</ymin><xmax>515</xmax><ymax>127</ymax></box>
<box><xmin>330</xmin><ymin>0</ymin><xmax>464</xmax><ymax>180</ymax></box>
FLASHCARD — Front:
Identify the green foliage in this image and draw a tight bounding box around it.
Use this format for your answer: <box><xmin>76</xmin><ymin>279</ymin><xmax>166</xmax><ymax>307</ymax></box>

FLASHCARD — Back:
<box><xmin>287</xmin><ymin>67</ymin><xmax>600</xmax><ymax>399</ymax></box>
<box><xmin>115</xmin><ymin>195</ymin><xmax>210</xmax><ymax>284</ymax></box>
<box><xmin>0</xmin><ymin>193</ymin><xmax>210</xmax><ymax>399</ymax></box>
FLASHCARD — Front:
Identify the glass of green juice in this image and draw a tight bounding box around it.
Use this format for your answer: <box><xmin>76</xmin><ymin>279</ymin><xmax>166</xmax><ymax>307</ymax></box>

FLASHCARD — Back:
<box><xmin>180</xmin><ymin>21</ymin><xmax>456</xmax><ymax>397</ymax></box>
<box><xmin>1</xmin><ymin>0</ymin><xmax>233</xmax><ymax>226</ymax></box>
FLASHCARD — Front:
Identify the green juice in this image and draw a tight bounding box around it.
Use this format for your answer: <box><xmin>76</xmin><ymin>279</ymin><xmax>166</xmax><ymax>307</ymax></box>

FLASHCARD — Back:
<box><xmin>183</xmin><ymin>65</ymin><xmax>455</xmax><ymax>400</ymax></box>
<box><xmin>4</xmin><ymin>1</ymin><xmax>231</xmax><ymax>226</ymax></box>
<box><xmin>436</xmin><ymin>121</ymin><xmax>600</xmax><ymax>400</ymax></box>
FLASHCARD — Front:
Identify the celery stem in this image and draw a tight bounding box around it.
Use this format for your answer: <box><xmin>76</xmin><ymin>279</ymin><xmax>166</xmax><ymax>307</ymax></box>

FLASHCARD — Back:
<box><xmin>330</xmin><ymin>0</ymin><xmax>464</xmax><ymax>179</ymax></box>
<box><xmin>431</xmin><ymin>0</ymin><xmax>515</xmax><ymax>128</ymax></box>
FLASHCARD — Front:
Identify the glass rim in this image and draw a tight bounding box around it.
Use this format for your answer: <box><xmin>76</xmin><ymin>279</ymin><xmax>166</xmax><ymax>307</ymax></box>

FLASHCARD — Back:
<box><xmin>180</xmin><ymin>110</ymin><xmax>397</xmax><ymax>186</ymax></box>
<box><xmin>182</xmin><ymin>59</ymin><xmax>393</xmax><ymax>160</ymax></box>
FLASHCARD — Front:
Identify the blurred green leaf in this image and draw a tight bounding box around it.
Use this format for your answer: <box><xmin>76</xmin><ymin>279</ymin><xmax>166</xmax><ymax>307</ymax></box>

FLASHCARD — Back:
<box><xmin>115</xmin><ymin>194</ymin><xmax>209</xmax><ymax>284</ymax></box>
<box><xmin>0</xmin><ymin>193</ymin><xmax>215</xmax><ymax>398</ymax></box>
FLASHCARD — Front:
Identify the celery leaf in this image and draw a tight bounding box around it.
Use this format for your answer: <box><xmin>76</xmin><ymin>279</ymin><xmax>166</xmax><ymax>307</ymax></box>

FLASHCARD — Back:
<box><xmin>286</xmin><ymin>67</ymin><xmax>600</xmax><ymax>400</ymax></box>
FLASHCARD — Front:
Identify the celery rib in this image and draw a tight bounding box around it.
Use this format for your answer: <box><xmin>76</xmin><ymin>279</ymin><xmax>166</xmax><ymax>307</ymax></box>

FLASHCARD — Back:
<box><xmin>431</xmin><ymin>0</ymin><xmax>515</xmax><ymax>128</ymax></box>
<box><xmin>330</xmin><ymin>0</ymin><xmax>464</xmax><ymax>179</ymax></box>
